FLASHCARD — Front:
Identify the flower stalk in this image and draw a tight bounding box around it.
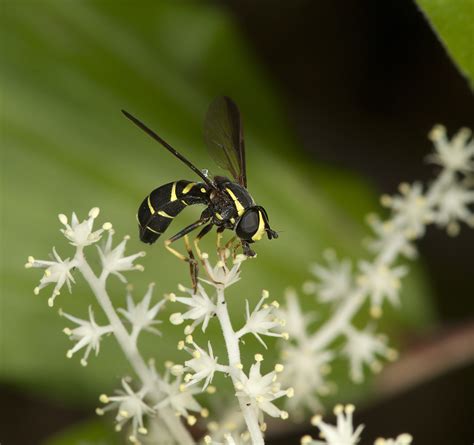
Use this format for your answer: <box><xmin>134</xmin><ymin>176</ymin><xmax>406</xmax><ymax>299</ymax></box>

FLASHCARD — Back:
<box><xmin>215</xmin><ymin>287</ymin><xmax>265</xmax><ymax>445</ymax></box>
<box><xmin>75</xmin><ymin>247</ymin><xmax>195</xmax><ymax>445</ymax></box>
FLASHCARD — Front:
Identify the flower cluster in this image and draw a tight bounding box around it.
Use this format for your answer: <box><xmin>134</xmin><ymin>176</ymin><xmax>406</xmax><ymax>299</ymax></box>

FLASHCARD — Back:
<box><xmin>60</xmin><ymin>306</ymin><xmax>113</xmax><ymax>366</ymax></box>
<box><xmin>275</xmin><ymin>290</ymin><xmax>333</xmax><ymax>418</ymax></box>
<box><xmin>277</xmin><ymin>126</ymin><xmax>474</xmax><ymax>415</ymax></box>
<box><xmin>169</xmin><ymin>246</ymin><xmax>292</xmax><ymax>444</ymax></box>
<box><xmin>153</xmin><ymin>361</ymin><xmax>204</xmax><ymax>425</ymax></box>
<box><xmin>178</xmin><ymin>339</ymin><xmax>222</xmax><ymax>390</ymax></box>
<box><xmin>119</xmin><ymin>283</ymin><xmax>165</xmax><ymax>344</ymax></box>
<box><xmin>235</xmin><ymin>355</ymin><xmax>292</xmax><ymax>421</ymax></box>
<box><xmin>27</xmin><ymin>208</ymin><xmax>196</xmax><ymax>445</ymax></box>
<box><xmin>97</xmin><ymin>378</ymin><xmax>155</xmax><ymax>443</ymax></box>
<box><xmin>301</xmin><ymin>404</ymin><xmax>412</xmax><ymax>445</ymax></box>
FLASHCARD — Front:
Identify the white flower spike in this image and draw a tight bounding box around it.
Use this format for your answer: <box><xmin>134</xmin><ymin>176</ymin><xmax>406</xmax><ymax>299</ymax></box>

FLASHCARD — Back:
<box><xmin>183</xmin><ymin>341</ymin><xmax>223</xmax><ymax>390</ymax></box>
<box><xmin>304</xmin><ymin>250</ymin><xmax>353</xmax><ymax>303</ymax></box>
<box><xmin>374</xmin><ymin>434</ymin><xmax>413</xmax><ymax>445</ymax></box>
<box><xmin>97</xmin><ymin>230</ymin><xmax>145</xmax><ymax>282</ymax></box>
<box><xmin>428</xmin><ymin>125</ymin><xmax>474</xmax><ymax>173</ymax></box>
<box><xmin>303</xmin><ymin>404</ymin><xmax>364</xmax><ymax>445</ymax></box>
<box><xmin>25</xmin><ymin>248</ymin><xmax>77</xmax><ymax>307</ymax></box>
<box><xmin>118</xmin><ymin>283</ymin><xmax>165</xmax><ymax>343</ymax></box>
<box><xmin>204</xmin><ymin>432</ymin><xmax>251</xmax><ymax>445</ymax></box>
<box><xmin>170</xmin><ymin>283</ymin><xmax>216</xmax><ymax>333</ymax></box>
<box><xmin>154</xmin><ymin>369</ymin><xmax>202</xmax><ymax>422</ymax></box>
<box><xmin>280</xmin><ymin>343</ymin><xmax>334</xmax><ymax>416</ymax></box>
<box><xmin>357</xmin><ymin>261</ymin><xmax>407</xmax><ymax>317</ymax></box>
<box><xmin>236</xmin><ymin>290</ymin><xmax>286</xmax><ymax>348</ymax></box>
<box><xmin>61</xmin><ymin>306</ymin><xmax>113</xmax><ymax>366</ymax></box>
<box><xmin>277</xmin><ymin>288</ymin><xmax>315</xmax><ymax>343</ymax></box>
<box><xmin>58</xmin><ymin>207</ymin><xmax>107</xmax><ymax>247</ymax></box>
<box><xmin>342</xmin><ymin>325</ymin><xmax>397</xmax><ymax>382</ymax></box>
<box><xmin>388</xmin><ymin>182</ymin><xmax>434</xmax><ymax>238</ymax></box>
<box><xmin>365</xmin><ymin>213</ymin><xmax>418</xmax><ymax>260</ymax></box>
<box><xmin>200</xmin><ymin>252</ymin><xmax>246</xmax><ymax>289</ymax></box>
<box><xmin>235</xmin><ymin>358</ymin><xmax>290</xmax><ymax>421</ymax></box>
<box><xmin>435</xmin><ymin>182</ymin><xmax>474</xmax><ymax>236</ymax></box>
<box><xmin>97</xmin><ymin>378</ymin><xmax>155</xmax><ymax>444</ymax></box>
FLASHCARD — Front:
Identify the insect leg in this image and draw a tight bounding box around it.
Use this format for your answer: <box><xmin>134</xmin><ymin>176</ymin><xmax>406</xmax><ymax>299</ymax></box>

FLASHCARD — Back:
<box><xmin>184</xmin><ymin>235</ymin><xmax>199</xmax><ymax>291</ymax></box>
<box><xmin>165</xmin><ymin>218</ymin><xmax>210</xmax><ymax>290</ymax></box>
<box><xmin>165</xmin><ymin>218</ymin><xmax>209</xmax><ymax>261</ymax></box>
<box><xmin>193</xmin><ymin>223</ymin><xmax>214</xmax><ymax>260</ymax></box>
<box><xmin>216</xmin><ymin>226</ymin><xmax>225</xmax><ymax>251</ymax></box>
<box><xmin>241</xmin><ymin>240</ymin><xmax>256</xmax><ymax>257</ymax></box>
<box><xmin>217</xmin><ymin>234</ymin><xmax>238</xmax><ymax>262</ymax></box>
<box><xmin>224</xmin><ymin>235</ymin><xmax>237</xmax><ymax>251</ymax></box>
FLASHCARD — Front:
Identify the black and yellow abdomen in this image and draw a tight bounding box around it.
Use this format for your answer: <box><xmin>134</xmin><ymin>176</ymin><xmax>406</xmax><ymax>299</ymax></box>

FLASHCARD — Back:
<box><xmin>137</xmin><ymin>180</ymin><xmax>209</xmax><ymax>244</ymax></box>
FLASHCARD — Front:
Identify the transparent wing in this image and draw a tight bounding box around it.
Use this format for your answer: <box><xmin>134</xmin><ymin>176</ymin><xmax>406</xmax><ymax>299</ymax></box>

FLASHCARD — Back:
<box><xmin>204</xmin><ymin>96</ymin><xmax>247</xmax><ymax>187</ymax></box>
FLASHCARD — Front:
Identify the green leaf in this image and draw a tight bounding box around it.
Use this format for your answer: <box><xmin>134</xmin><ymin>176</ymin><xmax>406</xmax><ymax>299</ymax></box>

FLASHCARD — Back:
<box><xmin>416</xmin><ymin>0</ymin><xmax>474</xmax><ymax>88</ymax></box>
<box><xmin>1</xmin><ymin>0</ymin><xmax>434</xmax><ymax>411</ymax></box>
<box><xmin>41</xmin><ymin>418</ymin><xmax>117</xmax><ymax>445</ymax></box>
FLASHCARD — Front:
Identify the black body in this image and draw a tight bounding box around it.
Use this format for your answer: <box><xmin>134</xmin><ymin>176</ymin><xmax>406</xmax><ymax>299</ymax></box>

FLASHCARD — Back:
<box><xmin>137</xmin><ymin>180</ymin><xmax>210</xmax><ymax>244</ymax></box>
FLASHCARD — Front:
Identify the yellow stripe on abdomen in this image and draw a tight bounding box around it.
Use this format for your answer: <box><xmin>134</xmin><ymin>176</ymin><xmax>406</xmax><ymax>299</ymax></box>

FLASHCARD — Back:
<box><xmin>170</xmin><ymin>182</ymin><xmax>177</xmax><ymax>201</ymax></box>
<box><xmin>147</xmin><ymin>196</ymin><xmax>155</xmax><ymax>214</ymax></box>
<box><xmin>182</xmin><ymin>182</ymin><xmax>196</xmax><ymax>194</ymax></box>
<box><xmin>158</xmin><ymin>210</ymin><xmax>173</xmax><ymax>218</ymax></box>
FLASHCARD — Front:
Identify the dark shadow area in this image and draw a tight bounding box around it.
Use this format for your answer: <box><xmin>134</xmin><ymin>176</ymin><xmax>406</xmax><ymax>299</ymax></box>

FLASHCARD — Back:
<box><xmin>224</xmin><ymin>0</ymin><xmax>474</xmax><ymax>323</ymax></box>
<box><xmin>0</xmin><ymin>384</ymin><xmax>89</xmax><ymax>445</ymax></box>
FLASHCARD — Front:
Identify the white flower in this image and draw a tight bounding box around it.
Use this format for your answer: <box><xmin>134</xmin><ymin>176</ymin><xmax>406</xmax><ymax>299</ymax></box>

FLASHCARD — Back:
<box><xmin>204</xmin><ymin>433</ymin><xmax>251</xmax><ymax>445</ymax></box>
<box><xmin>58</xmin><ymin>207</ymin><xmax>107</xmax><ymax>247</ymax></box>
<box><xmin>97</xmin><ymin>378</ymin><xmax>155</xmax><ymax>443</ymax></box>
<box><xmin>387</xmin><ymin>183</ymin><xmax>434</xmax><ymax>238</ymax></box>
<box><xmin>25</xmin><ymin>248</ymin><xmax>77</xmax><ymax>307</ymax></box>
<box><xmin>60</xmin><ymin>306</ymin><xmax>113</xmax><ymax>366</ymax></box>
<box><xmin>304</xmin><ymin>250</ymin><xmax>353</xmax><ymax>303</ymax></box>
<box><xmin>200</xmin><ymin>252</ymin><xmax>246</xmax><ymax>289</ymax></box>
<box><xmin>280</xmin><ymin>344</ymin><xmax>334</xmax><ymax>416</ymax></box>
<box><xmin>277</xmin><ymin>288</ymin><xmax>315</xmax><ymax>343</ymax></box>
<box><xmin>374</xmin><ymin>434</ymin><xmax>413</xmax><ymax>445</ymax></box>
<box><xmin>342</xmin><ymin>325</ymin><xmax>397</xmax><ymax>382</ymax></box>
<box><xmin>118</xmin><ymin>283</ymin><xmax>165</xmax><ymax>342</ymax></box>
<box><xmin>170</xmin><ymin>283</ymin><xmax>216</xmax><ymax>332</ymax></box>
<box><xmin>302</xmin><ymin>404</ymin><xmax>364</xmax><ymax>445</ymax></box>
<box><xmin>236</xmin><ymin>290</ymin><xmax>286</xmax><ymax>348</ymax></box>
<box><xmin>97</xmin><ymin>230</ymin><xmax>145</xmax><ymax>282</ymax></box>
<box><xmin>435</xmin><ymin>182</ymin><xmax>474</xmax><ymax>236</ymax></box>
<box><xmin>357</xmin><ymin>261</ymin><xmax>407</xmax><ymax>317</ymax></box>
<box><xmin>365</xmin><ymin>213</ymin><xmax>417</xmax><ymax>260</ymax></box>
<box><xmin>154</xmin><ymin>372</ymin><xmax>202</xmax><ymax>423</ymax></box>
<box><xmin>427</xmin><ymin>125</ymin><xmax>474</xmax><ymax>173</ymax></box>
<box><xmin>235</xmin><ymin>358</ymin><xmax>291</xmax><ymax>421</ymax></box>
<box><xmin>182</xmin><ymin>341</ymin><xmax>222</xmax><ymax>390</ymax></box>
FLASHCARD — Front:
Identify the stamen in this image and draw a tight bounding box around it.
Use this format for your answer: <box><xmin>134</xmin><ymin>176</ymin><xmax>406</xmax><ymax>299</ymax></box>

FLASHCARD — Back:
<box><xmin>89</xmin><ymin>207</ymin><xmax>100</xmax><ymax>219</ymax></box>
<box><xmin>58</xmin><ymin>214</ymin><xmax>68</xmax><ymax>225</ymax></box>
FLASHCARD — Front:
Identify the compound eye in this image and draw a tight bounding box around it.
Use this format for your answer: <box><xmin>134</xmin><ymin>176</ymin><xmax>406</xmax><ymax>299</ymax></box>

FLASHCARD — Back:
<box><xmin>236</xmin><ymin>208</ymin><xmax>260</xmax><ymax>241</ymax></box>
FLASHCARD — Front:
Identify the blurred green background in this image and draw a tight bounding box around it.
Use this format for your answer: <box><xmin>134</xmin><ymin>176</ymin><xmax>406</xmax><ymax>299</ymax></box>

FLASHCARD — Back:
<box><xmin>1</xmin><ymin>1</ymin><xmax>473</xmax><ymax>444</ymax></box>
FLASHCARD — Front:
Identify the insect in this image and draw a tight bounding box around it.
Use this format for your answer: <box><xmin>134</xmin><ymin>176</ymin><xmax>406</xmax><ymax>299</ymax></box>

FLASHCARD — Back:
<box><xmin>122</xmin><ymin>96</ymin><xmax>278</xmax><ymax>284</ymax></box>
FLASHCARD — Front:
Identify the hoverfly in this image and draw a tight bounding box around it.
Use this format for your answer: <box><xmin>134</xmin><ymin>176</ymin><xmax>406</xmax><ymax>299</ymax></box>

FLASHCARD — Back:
<box><xmin>122</xmin><ymin>96</ymin><xmax>278</xmax><ymax>282</ymax></box>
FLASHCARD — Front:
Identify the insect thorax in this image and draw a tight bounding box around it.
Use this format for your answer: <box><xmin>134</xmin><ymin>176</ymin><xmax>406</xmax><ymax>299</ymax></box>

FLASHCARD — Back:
<box><xmin>215</xmin><ymin>178</ymin><xmax>254</xmax><ymax>215</ymax></box>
